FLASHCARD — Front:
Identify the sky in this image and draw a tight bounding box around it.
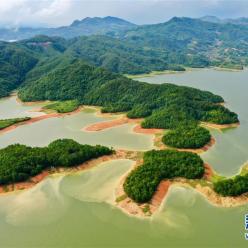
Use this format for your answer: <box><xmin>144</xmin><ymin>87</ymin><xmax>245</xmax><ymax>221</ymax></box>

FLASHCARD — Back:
<box><xmin>0</xmin><ymin>0</ymin><xmax>248</xmax><ymax>27</ymax></box>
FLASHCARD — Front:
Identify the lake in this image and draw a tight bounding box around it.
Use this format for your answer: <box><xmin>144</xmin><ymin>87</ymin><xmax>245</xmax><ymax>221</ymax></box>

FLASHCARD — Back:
<box><xmin>0</xmin><ymin>69</ymin><xmax>247</xmax><ymax>247</ymax></box>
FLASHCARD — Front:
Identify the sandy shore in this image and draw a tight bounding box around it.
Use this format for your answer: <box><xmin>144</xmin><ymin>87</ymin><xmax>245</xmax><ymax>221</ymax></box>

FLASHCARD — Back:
<box><xmin>115</xmin><ymin>162</ymin><xmax>248</xmax><ymax>217</ymax></box>
<box><xmin>115</xmin><ymin>162</ymin><xmax>198</xmax><ymax>217</ymax></box>
<box><xmin>84</xmin><ymin>117</ymin><xmax>141</xmax><ymax>131</ymax></box>
<box><xmin>16</xmin><ymin>96</ymin><xmax>50</xmax><ymax>106</ymax></box>
<box><xmin>0</xmin><ymin>107</ymin><xmax>82</xmax><ymax>135</ymax></box>
<box><xmin>172</xmin><ymin>179</ymin><xmax>248</xmax><ymax>208</ymax></box>
<box><xmin>201</xmin><ymin>121</ymin><xmax>240</xmax><ymax>130</ymax></box>
<box><xmin>0</xmin><ymin>149</ymin><xmax>138</xmax><ymax>195</ymax></box>
<box><xmin>132</xmin><ymin>124</ymin><xmax>164</xmax><ymax>134</ymax></box>
<box><xmin>84</xmin><ymin>114</ymin><xmax>165</xmax><ymax>135</ymax></box>
<box><xmin>3</xmin><ymin>96</ymin><xmax>246</xmax><ymax>214</ymax></box>
<box><xmin>154</xmin><ymin>134</ymin><xmax>216</xmax><ymax>154</ymax></box>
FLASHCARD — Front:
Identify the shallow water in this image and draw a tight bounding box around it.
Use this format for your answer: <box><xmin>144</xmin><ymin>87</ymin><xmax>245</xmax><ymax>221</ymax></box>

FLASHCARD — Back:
<box><xmin>0</xmin><ymin>70</ymin><xmax>248</xmax><ymax>247</ymax></box>
<box><xmin>0</xmin><ymin>160</ymin><xmax>247</xmax><ymax>248</ymax></box>
<box><xmin>0</xmin><ymin>96</ymin><xmax>44</xmax><ymax>119</ymax></box>
<box><xmin>0</xmin><ymin>101</ymin><xmax>154</xmax><ymax>151</ymax></box>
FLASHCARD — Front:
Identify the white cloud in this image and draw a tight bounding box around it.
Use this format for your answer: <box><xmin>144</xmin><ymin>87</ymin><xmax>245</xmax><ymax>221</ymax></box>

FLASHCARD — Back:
<box><xmin>0</xmin><ymin>0</ymin><xmax>247</xmax><ymax>27</ymax></box>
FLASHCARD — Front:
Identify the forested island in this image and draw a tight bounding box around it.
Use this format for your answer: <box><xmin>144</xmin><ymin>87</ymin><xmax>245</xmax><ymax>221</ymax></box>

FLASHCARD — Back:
<box><xmin>0</xmin><ymin>15</ymin><xmax>247</xmax><ymax>215</ymax></box>
<box><xmin>162</xmin><ymin>125</ymin><xmax>211</xmax><ymax>149</ymax></box>
<box><xmin>0</xmin><ymin>139</ymin><xmax>113</xmax><ymax>185</ymax></box>
<box><xmin>124</xmin><ymin>150</ymin><xmax>204</xmax><ymax>203</ymax></box>
<box><xmin>18</xmin><ymin>60</ymin><xmax>238</xmax><ymax>129</ymax></box>
<box><xmin>214</xmin><ymin>174</ymin><xmax>248</xmax><ymax>196</ymax></box>
<box><xmin>17</xmin><ymin>59</ymin><xmax>238</xmax><ymax>151</ymax></box>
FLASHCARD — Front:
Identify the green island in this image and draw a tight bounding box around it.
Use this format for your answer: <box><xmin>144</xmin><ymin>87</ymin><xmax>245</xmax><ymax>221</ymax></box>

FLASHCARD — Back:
<box><xmin>43</xmin><ymin>100</ymin><xmax>80</xmax><ymax>113</ymax></box>
<box><xmin>123</xmin><ymin>149</ymin><xmax>248</xmax><ymax>204</ymax></box>
<box><xmin>0</xmin><ymin>17</ymin><xmax>248</xmax><ymax>217</ymax></box>
<box><xmin>0</xmin><ymin>117</ymin><xmax>31</xmax><ymax>130</ymax></box>
<box><xmin>17</xmin><ymin>59</ymin><xmax>238</xmax><ymax>152</ymax></box>
<box><xmin>0</xmin><ymin>139</ymin><xmax>113</xmax><ymax>185</ymax></box>
<box><xmin>1</xmin><ymin>50</ymin><xmax>246</xmax><ymax>203</ymax></box>
<box><xmin>124</xmin><ymin>150</ymin><xmax>205</xmax><ymax>203</ymax></box>
<box><xmin>1</xmin><ymin>11</ymin><xmax>248</xmax><ymax>247</ymax></box>
<box><xmin>18</xmin><ymin>60</ymin><xmax>238</xmax><ymax>129</ymax></box>
<box><xmin>162</xmin><ymin>125</ymin><xmax>211</xmax><ymax>149</ymax></box>
<box><xmin>214</xmin><ymin>174</ymin><xmax>248</xmax><ymax>196</ymax></box>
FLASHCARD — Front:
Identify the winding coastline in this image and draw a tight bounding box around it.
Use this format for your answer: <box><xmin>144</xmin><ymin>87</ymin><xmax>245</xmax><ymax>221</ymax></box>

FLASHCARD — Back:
<box><xmin>115</xmin><ymin>162</ymin><xmax>248</xmax><ymax>218</ymax></box>
<box><xmin>0</xmin><ymin>95</ymin><xmax>247</xmax><ymax>218</ymax></box>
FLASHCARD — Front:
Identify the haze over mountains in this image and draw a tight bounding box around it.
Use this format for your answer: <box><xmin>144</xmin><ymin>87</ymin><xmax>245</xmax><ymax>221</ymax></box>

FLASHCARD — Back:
<box><xmin>1</xmin><ymin>15</ymin><xmax>248</xmax><ymax>98</ymax></box>
<box><xmin>0</xmin><ymin>16</ymin><xmax>136</xmax><ymax>41</ymax></box>
<box><xmin>200</xmin><ymin>15</ymin><xmax>248</xmax><ymax>25</ymax></box>
<box><xmin>0</xmin><ymin>15</ymin><xmax>248</xmax><ymax>41</ymax></box>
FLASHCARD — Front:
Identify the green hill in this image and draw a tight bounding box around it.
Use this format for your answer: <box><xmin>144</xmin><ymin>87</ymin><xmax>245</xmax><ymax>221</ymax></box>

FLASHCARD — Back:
<box><xmin>0</xmin><ymin>41</ymin><xmax>38</xmax><ymax>97</ymax></box>
<box><xmin>18</xmin><ymin>59</ymin><xmax>238</xmax><ymax>127</ymax></box>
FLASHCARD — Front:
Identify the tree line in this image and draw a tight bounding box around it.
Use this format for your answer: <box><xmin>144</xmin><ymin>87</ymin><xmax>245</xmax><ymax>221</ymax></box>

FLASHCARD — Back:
<box><xmin>0</xmin><ymin>139</ymin><xmax>113</xmax><ymax>185</ymax></box>
<box><xmin>124</xmin><ymin>150</ymin><xmax>204</xmax><ymax>203</ymax></box>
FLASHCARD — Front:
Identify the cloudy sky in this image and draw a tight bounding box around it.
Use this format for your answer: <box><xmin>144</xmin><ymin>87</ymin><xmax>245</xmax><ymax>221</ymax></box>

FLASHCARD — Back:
<box><xmin>0</xmin><ymin>0</ymin><xmax>248</xmax><ymax>27</ymax></box>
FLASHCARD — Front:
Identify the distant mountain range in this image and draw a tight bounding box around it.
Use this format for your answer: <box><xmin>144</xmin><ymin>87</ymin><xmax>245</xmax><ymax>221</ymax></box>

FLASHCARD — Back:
<box><xmin>1</xmin><ymin>15</ymin><xmax>248</xmax><ymax>98</ymax></box>
<box><xmin>1</xmin><ymin>15</ymin><xmax>248</xmax><ymax>41</ymax></box>
<box><xmin>0</xmin><ymin>16</ymin><xmax>136</xmax><ymax>41</ymax></box>
<box><xmin>200</xmin><ymin>15</ymin><xmax>248</xmax><ymax>25</ymax></box>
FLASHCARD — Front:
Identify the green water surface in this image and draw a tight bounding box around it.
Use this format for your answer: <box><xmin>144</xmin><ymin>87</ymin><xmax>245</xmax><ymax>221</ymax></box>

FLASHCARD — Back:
<box><xmin>0</xmin><ymin>69</ymin><xmax>248</xmax><ymax>247</ymax></box>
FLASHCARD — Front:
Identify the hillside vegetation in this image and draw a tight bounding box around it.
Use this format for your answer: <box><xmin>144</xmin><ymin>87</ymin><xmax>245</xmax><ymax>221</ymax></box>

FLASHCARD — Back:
<box><xmin>43</xmin><ymin>100</ymin><xmax>80</xmax><ymax>113</ymax></box>
<box><xmin>162</xmin><ymin>125</ymin><xmax>211</xmax><ymax>149</ymax></box>
<box><xmin>18</xmin><ymin>60</ymin><xmax>238</xmax><ymax>129</ymax></box>
<box><xmin>124</xmin><ymin>150</ymin><xmax>204</xmax><ymax>203</ymax></box>
<box><xmin>1</xmin><ymin>16</ymin><xmax>248</xmax><ymax>97</ymax></box>
<box><xmin>0</xmin><ymin>42</ymin><xmax>38</xmax><ymax>97</ymax></box>
<box><xmin>0</xmin><ymin>139</ymin><xmax>113</xmax><ymax>185</ymax></box>
<box><xmin>214</xmin><ymin>174</ymin><xmax>248</xmax><ymax>196</ymax></box>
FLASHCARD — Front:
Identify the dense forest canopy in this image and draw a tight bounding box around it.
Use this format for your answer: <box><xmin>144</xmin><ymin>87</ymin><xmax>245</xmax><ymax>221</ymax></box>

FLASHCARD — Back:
<box><xmin>1</xmin><ymin>16</ymin><xmax>248</xmax><ymax>70</ymax></box>
<box><xmin>124</xmin><ymin>150</ymin><xmax>204</xmax><ymax>203</ymax></box>
<box><xmin>214</xmin><ymin>174</ymin><xmax>248</xmax><ymax>196</ymax></box>
<box><xmin>0</xmin><ymin>42</ymin><xmax>38</xmax><ymax>97</ymax></box>
<box><xmin>18</xmin><ymin>60</ymin><xmax>238</xmax><ymax>128</ymax></box>
<box><xmin>0</xmin><ymin>16</ymin><xmax>247</xmax><ymax>200</ymax></box>
<box><xmin>0</xmin><ymin>139</ymin><xmax>113</xmax><ymax>185</ymax></box>
<box><xmin>1</xmin><ymin>17</ymin><xmax>248</xmax><ymax>97</ymax></box>
<box><xmin>162</xmin><ymin>125</ymin><xmax>211</xmax><ymax>149</ymax></box>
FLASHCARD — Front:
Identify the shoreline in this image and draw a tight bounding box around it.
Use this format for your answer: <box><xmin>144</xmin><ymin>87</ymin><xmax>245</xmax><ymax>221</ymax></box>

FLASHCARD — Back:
<box><xmin>201</xmin><ymin>121</ymin><xmax>240</xmax><ymax>130</ymax></box>
<box><xmin>0</xmin><ymin>149</ymin><xmax>138</xmax><ymax>195</ymax></box>
<box><xmin>2</xmin><ymin>95</ymin><xmax>246</xmax><ymax>217</ymax></box>
<box><xmin>126</xmin><ymin>66</ymin><xmax>244</xmax><ymax>79</ymax></box>
<box><xmin>84</xmin><ymin>116</ymin><xmax>164</xmax><ymax>135</ymax></box>
<box><xmin>154</xmin><ymin>134</ymin><xmax>216</xmax><ymax>154</ymax></box>
<box><xmin>84</xmin><ymin>116</ymin><xmax>138</xmax><ymax>131</ymax></box>
<box><xmin>115</xmin><ymin>162</ymin><xmax>248</xmax><ymax>218</ymax></box>
<box><xmin>0</xmin><ymin>107</ymin><xmax>83</xmax><ymax>135</ymax></box>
